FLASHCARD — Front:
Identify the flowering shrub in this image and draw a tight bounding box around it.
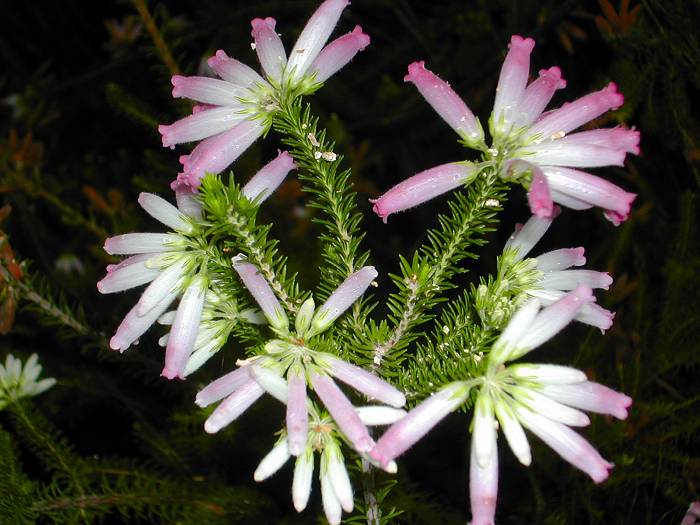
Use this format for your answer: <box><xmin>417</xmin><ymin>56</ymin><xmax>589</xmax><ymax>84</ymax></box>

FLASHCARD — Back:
<box><xmin>6</xmin><ymin>1</ymin><xmax>698</xmax><ymax>524</ymax></box>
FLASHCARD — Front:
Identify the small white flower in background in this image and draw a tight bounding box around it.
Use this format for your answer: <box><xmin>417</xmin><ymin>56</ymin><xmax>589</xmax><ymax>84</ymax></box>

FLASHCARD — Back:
<box><xmin>481</xmin><ymin>210</ymin><xmax>615</xmax><ymax>332</ymax></box>
<box><xmin>0</xmin><ymin>354</ymin><xmax>56</xmax><ymax>409</ymax></box>
<box><xmin>369</xmin><ymin>291</ymin><xmax>632</xmax><ymax>525</ymax></box>
<box><xmin>196</xmin><ymin>258</ymin><xmax>406</xmax><ymax>459</ymax></box>
<box><xmin>252</xmin><ymin>404</ymin><xmax>404</xmax><ymax>524</ymax></box>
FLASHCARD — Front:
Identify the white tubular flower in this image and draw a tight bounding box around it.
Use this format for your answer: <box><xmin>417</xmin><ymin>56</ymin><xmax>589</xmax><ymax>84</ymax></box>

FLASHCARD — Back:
<box><xmin>159</xmin><ymin>0</ymin><xmax>369</xmax><ymax>191</ymax></box>
<box><xmin>252</xmin><ymin>406</ymin><xmax>392</xmax><ymax>523</ymax></box>
<box><xmin>497</xmin><ymin>212</ymin><xmax>616</xmax><ymax>332</ymax></box>
<box><xmin>202</xmin><ymin>262</ymin><xmax>404</xmax><ymax>456</ymax></box>
<box><xmin>0</xmin><ymin>354</ymin><xmax>56</xmax><ymax>410</ymax></box>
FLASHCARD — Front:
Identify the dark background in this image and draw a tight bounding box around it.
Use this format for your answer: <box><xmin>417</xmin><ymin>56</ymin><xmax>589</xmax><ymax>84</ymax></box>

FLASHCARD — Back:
<box><xmin>1</xmin><ymin>1</ymin><xmax>698</xmax><ymax>524</ymax></box>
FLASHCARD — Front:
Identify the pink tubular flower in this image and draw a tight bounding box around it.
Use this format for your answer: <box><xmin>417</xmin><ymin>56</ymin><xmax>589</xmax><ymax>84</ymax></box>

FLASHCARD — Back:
<box><xmin>159</xmin><ymin>0</ymin><xmax>365</xmax><ymax>191</ymax></box>
<box><xmin>162</xmin><ymin>275</ymin><xmax>207</xmax><ymax>379</ymax></box>
<box><xmin>310</xmin><ymin>372</ymin><xmax>374</xmax><ymax>452</ymax></box>
<box><xmin>469</xmin><ymin>431</ymin><xmax>498</xmax><ymax>525</ymax></box>
<box><xmin>286</xmin><ymin>368</ymin><xmax>309</xmax><ymax>455</ymax></box>
<box><xmin>232</xmin><ymin>255</ymin><xmax>288</xmax><ymax>331</ymax></box>
<box><xmin>515</xmin><ymin>407</ymin><xmax>613</xmax><ymax>483</ymax></box>
<box><xmin>370</xmin><ymin>162</ymin><xmax>479</xmax><ymax>222</ymax></box>
<box><xmin>369</xmin><ymin>382</ymin><xmax>470</xmax><ymax>470</ymax></box>
<box><xmin>321</xmin><ymin>354</ymin><xmax>406</xmax><ymax>407</ymax></box>
<box><xmin>311</xmin><ymin>266</ymin><xmax>378</xmax><ymax>333</ymax></box>
<box><xmin>241</xmin><ymin>150</ymin><xmax>297</xmax><ymax>203</ymax></box>
<box><xmin>286</xmin><ymin>0</ymin><xmax>350</xmax><ymax>83</ymax></box>
<box><xmin>251</xmin><ymin>17</ymin><xmax>287</xmax><ymax>84</ymax></box>
<box><xmin>307</xmin><ymin>26</ymin><xmax>370</xmax><ymax>84</ymax></box>
<box><xmin>491</xmin><ymin>35</ymin><xmax>536</xmax><ymax>139</ymax></box>
<box><xmin>404</xmin><ymin>61</ymin><xmax>484</xmax><ymax>147</ymax></box>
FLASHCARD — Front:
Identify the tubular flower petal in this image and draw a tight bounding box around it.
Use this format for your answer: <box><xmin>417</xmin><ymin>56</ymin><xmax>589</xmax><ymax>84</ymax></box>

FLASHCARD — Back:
<box><xmin>404</xmin><ymin>61</ymin><xmax>484</xmax><ymax>147</ymax></box>
<box><xmin>174</xmin><ymin>118</ymin><xmax>267</xmax><ymax>190</ymax></box>
<box><xmin>251</xmin><ymin>17</ymin><xmax>288</xmax><ymax>84</ymax></box>
<box><xmin>242</xmin><ymin>150</ymin><xmax>297</xmax><ymax>203</ymax></box>
<box><xmin>286</xmin><ymin>369</ymin><xmax>309</xmax><ymax>456</ymax></box>
<box><xmin>369</xmin><ymin>382</ymin><xmax>470</xmax><ymax>470</ymax></box>
<box><xmin>286</xmin><ymin>0</ymin><xmax>350</xmax><ymax>83</ymax></box>
<box><xmin>162</xmin><ymin>275</ymin><xmax>207</xmax><ymax>380</ymax></box>
<box><xmin>204</xmin><ymin>378</ymin><xmax>265</xmax><ymax>433</ymax></box>
<box><xmin>232</xmin><ymin>256</ymin><xmax>288</xmax><ymax>331</ymax></box>
<box><xmin>311</xmin><ymin>266</ymin><xmax>378</xmax><ymax>333</ymax></box>
<box><xmin>370</xmin><ymin>162</ymin><xmax>479</xmax><ymax>222</ymax></box>
<box><xmin>513</xmin><ymin>67</ymin><xmax>567</xmax><ymax>129</ymax></box>
<box><xmin>469</xmin><ymin>430</ymin><xmax>499</xmax><ymax>525</ymax></box>
<box><xmin>308</xmin><ymin>26</ymin><xmax>370</xmax><ymax>84</ymax></box>
<box><xmin>310</xmin><ymin>372</ymin><xmax>374</xmax><ymax>452</ymax></box>
<box><xmin>207</xmin><ymin>50</ymin><xmax>267</xmax><ymax>88</ymax></box>
<box><xmin>491</xmin><ymin>35</ymin><xmax>536</xmax><ymax>139</ymax></box>
<box><xmin>323</xmin><ymin>354</ymin><xmax>405</xmax><ymax>407</ymax></box>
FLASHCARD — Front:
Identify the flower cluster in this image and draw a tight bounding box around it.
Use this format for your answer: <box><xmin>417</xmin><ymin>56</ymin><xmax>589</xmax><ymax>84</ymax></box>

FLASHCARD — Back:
<box><xmin>0</xmin><ymin>353</ymin><xmax>55</xmax><ymax>410</ymax></box>
<box><xmin>99</xmin><ymin>152</ymin><xmax>295</xmax><ymax>378</ymax></box>
<box><xmin>196</xmin><ymin>260</ymin><xmax>405</xmax><ymax>522</ymax></box>
<box><xmin>371</xmin><ymin>36</ymin><xmax>638</xmax><ymax>225</ymax></box>
<box><xmin>159</xmin><ymin>0</ymin><xmax>369</xmax><ymax>191</ymax></box>
<box><xmin>369</xmin><ymin>289</ymin><xmax>631</xmax><ymax>523</ymax></box>
<box><xmin>477</xmin><ymin>210</ymin><xmax>615</xmax><ymax>331</ymax></box>
<box><xmin>252</xmin><ymin>401</ymin><xmax>405</xmax><ymax>524</ymax></box>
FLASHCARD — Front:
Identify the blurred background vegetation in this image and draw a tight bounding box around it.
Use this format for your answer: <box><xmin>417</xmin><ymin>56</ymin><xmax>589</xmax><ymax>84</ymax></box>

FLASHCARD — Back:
<box><xmin>0</xmin><ymin>0</ymin><xmax>698</xmax><ymax>523</ymax></box>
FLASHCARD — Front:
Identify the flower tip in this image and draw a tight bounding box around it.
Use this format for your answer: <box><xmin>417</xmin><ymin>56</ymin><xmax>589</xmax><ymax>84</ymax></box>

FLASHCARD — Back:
<box><xmin>161</xmin><ymin>367</ymin><xmax>182</xmax><ymax>380</ymax></box>
<box><xmin>207</xmin><ymin>49</ymin><xmax>228</xmax><ymax>68</ymax></box>
<box><xmin>351</xmin><ymin>25</ymin><xmax>371</xmax><ymax>49</ymax></box>
<box><xmin>108</xmin><ymin>335</ymin><xmax>126</xmax><ymax>352</ymax></box>
<box><xmin>539</xmin><ymin>66</ymin><xmax>567</xmax><ymax>89</ymax></box>
<box><xmin>204</xmin><ymin>420</ymin><xmax>220</xmax><ymax>434</ymax></box>
<box><xmin>403</xmin><ymin>60</ymin><xmax>426</xmax><ymax>83</ymax></box>
<box><xmin>369</xmin><ymin>198</ymin><xmax>390</xmax><ymax>223</ymax></box>
<box><xmin>573</xmin><ymin>247</ymin><xmax>586</xmax><ymax>266</ymax></box>
<box><xmin>250</xmin><ymin>16</ymin><xmax>276</xmax><ymax>34</ymax></box>
<box><xmin>604</xmin><ymin>82</ymin><xmax>624</xmax><ymax>109</ymax></box>
<box><xmin>510</xmin><ymin>34</ymin><xmax>536</xmax><ymax>51</ymax></box>
<box><xmin>591</xmin><ymin>461</ymin><xmax>614</xmax><ymax>484</ymax></box>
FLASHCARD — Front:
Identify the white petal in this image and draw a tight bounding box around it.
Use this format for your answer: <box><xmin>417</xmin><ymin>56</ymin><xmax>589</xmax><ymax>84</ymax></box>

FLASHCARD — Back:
<box><xmin>254</xmin><ymin>439</ymin><xmax>291</xmax><ymax>481</ymax></box>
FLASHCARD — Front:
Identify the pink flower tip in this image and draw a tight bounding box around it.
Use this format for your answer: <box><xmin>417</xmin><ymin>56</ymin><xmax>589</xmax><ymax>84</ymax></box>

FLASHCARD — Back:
<box><xmin>604</xmin><ymin>192</ymin><xmax>636</xmax><ymax>226</ymax></box>
<box><xmin>591</xmin><ymin>460</ymin><xmax>614</xmax><ymax>484</ymax></box>
<box><xmin>573</xmin><ymin>247</ymin><xmax>586</xmax><ymax>262</ymax></box>
<box><xmin>539</xmin><ymin>67</ymin><xmax>567</xmax><ymax>89</ymax></box>
<box><xmin>369</xmin><ymin>198</ymin><xmax>389</xmax><ymax>223</ymax></box>
<box><xmin>368</xmin><ymin>447</ymin><xmax>393</xmax><ymax>471</ymax></box>
<box><xmin>510</xmin><ymin>34</ymin><xmax>536</xmax><ymax>52</ymax></box>
<box><xmin>158</xmin><ymin>124</ymin><xmax>174</xmax><ymax>148</ymax></box>
<box><xmin>171</xmin><ymin>75</ymin><xmax>186</xmax><ymax>98</ymax></box>
<box><xmin>403</xmin><ymin>60</ymin><xmax>427</xmax><ymax>83</ymax></box>
<box><xmin>603</xmin><ymin>82</ymin><xmax>624</xmax><ymax>110</ymax></box>
<box><xmin>350</xmin><ymin>25</ymin><xmax>371</xmax><ymax>50</ymax></box>
<box><xmin>251</xmin><ymin>17</ymin><xmax>276</xmax><ymax>36</ymax></box>
<box><xmin>161</xmin><ymin>367</ymin><xmax>184</xmax><ymax>380</ymax></box>
<box><xmin>207</xmin><ymin>49</ymin><xmax>229</xmax><ymax>69</ymax></box>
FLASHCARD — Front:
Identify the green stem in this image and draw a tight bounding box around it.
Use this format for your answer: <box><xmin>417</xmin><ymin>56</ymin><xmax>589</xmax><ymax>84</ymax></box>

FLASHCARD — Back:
<box><xmin>273</xmin><ymin>101</ymin><xmax>369</xmax><ymax>308</ymax></box>
<box><xmin>0</xmin><ymin>263</ymin><xmax>94</xmax><ymax>338</ymax></box>
<box><xmin>10</xmin><ymin>403</ymin><xmax>90</xmax><ymax>523</ymax></box>
<box><xmin>226</xmin><ymin>206</ymin><xmax>298</xmax><ymax>314</ymax></box>
<box><xmin>373</xmin><ymin>169</ymin><xmax>506</xmax><ymax>372</ymax></box>
<box><xmin>130</xmin><ymin>0</ymin><xmax>181</xmax><ymax>76</ymax></box>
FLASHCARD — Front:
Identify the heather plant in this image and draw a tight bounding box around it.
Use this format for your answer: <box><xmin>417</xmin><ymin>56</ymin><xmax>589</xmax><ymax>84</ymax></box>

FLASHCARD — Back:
<box><xmin>1</xmin><ymin>1</ymin><xmax>699</xmax><ymax>524</ymax></box>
